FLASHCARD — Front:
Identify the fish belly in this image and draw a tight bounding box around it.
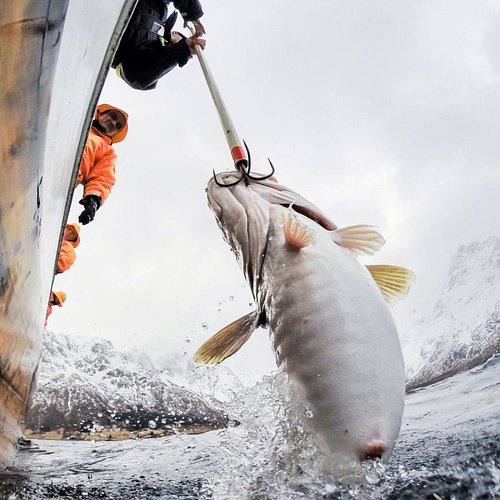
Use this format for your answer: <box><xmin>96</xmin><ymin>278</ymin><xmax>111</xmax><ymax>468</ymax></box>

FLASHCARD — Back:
<box><xmin>262</xmin><ymin>215</ymin><xmax>405</xmax><ymax>467</ymax></box>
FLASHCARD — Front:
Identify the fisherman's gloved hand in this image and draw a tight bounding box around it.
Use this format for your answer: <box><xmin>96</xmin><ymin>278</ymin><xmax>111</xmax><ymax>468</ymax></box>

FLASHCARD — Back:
<box><xmin>78</xmin><ymin>195</ymin><xmax>100</xmax><ymax>225</ymax></box>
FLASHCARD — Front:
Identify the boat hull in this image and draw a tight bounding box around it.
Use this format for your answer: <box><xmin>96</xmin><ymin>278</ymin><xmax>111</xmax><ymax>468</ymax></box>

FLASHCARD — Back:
<box><xmin>0</xmin><ymin>0</ymin><xmax>136</xmax><ymax>469</ymax></box>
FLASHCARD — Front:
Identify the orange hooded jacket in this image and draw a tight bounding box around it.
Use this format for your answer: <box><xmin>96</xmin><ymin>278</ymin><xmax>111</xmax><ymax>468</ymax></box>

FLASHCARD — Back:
<box><xmin>57</xmin><ymin>223</ymin><xmax>81</xmax><ymax>274</ymax></box>
<box><xmin>76</xmin><ymin>104</ymin><xmax>128</xmax><ymax>205</ymax></box>
<box><xmin>45</xmin><ymin>291</ymin><xmax>67</xmax><ymax>326</ymax></box>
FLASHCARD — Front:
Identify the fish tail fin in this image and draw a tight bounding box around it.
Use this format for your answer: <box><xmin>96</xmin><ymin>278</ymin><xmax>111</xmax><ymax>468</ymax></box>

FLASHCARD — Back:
<box><xmin>283</xmin><ymin>212</ymin><xmax>313</xmax><ymax>250</ymax></box>
<box><xmin>194</xmin><ymin>311</ymin><xmax>260</xmax><ymax>364</ymax></box>
<box><xmin>367</xmin><ymin>265</ymin><xmax>416</xmax><ymax>306</ymax></box>
<box><xmin>330</xmin><ymin>225</ymin><xmax>385</xmax><ymax>255</ymax></box>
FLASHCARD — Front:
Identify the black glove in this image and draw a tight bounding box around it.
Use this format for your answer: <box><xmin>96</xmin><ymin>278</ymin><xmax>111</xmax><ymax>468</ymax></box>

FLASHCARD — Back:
<box><xmin>78</xmin><ymin>195</ymin><xmax>100</xmax><ymax>225</ymax></box>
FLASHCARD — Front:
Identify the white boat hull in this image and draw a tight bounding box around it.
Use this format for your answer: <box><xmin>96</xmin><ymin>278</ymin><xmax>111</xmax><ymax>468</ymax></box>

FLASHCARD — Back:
<box><xmin>0</xmin><ymin>0</ymin><xmax>136</xmax><ymax>469</ymax></box>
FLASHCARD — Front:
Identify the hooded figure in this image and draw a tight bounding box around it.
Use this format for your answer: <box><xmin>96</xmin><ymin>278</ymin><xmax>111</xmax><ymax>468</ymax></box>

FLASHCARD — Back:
<box><xmin>45</xmin><ymin>291</ymin><xmax>67</xmax><ymax>326</ymax></box>
<box><xmin>76</xmin><ymin>104</ymin><xmax>129</xmax><ymax>225</ymax></box>
<box><xmin>56</xmin><ymin>223</ymin><xmax>81</xmax><ymax>274</ymax></box>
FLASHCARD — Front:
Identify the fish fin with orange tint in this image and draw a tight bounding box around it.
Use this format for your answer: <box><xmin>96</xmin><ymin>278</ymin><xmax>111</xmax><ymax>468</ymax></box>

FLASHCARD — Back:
<box><xmin>283</xmin><ymin>212</ymin><xmax>314</xmax><ymax>250</ymax></box>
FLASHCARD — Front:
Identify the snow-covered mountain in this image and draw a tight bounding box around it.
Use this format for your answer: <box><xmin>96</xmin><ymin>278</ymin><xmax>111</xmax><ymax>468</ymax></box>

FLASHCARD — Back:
<box><xmin>403</xmin><ymin>236</ymin><xmax>500</xmax><ymax>390</ymax></box>
<box><xmin>27</xmin><ymin>331</ymin><xmax>241</xmax><ymax>435</ymax></box>
<box><xmin>29</xmin><ymin>236</ymin><xmax>500</xmax><ymax>433</ymax></box>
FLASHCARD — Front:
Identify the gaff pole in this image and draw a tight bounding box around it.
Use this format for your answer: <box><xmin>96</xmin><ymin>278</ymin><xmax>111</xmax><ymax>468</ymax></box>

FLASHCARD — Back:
<box><xmin>188</xmin><ymin>25</ymin><xmax>248</xmax><ymax>170</ymax></box>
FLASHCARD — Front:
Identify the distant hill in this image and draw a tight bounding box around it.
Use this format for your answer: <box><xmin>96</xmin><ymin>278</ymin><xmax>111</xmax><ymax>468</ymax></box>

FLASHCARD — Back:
<box><xmin>27</xmin><ymin>331</ymin><xmax>241</xmax><ymax>438</ymax></box>
<box><xmin>403</xmin><ymin>236</ymin><xmax>500</xmax><ymax>390</ymax></box>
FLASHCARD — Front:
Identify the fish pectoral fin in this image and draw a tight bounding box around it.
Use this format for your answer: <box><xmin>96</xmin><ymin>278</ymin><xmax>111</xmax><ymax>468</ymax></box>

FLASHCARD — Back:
<box><xmin>193</xmin><ymin>311</ymin><xmax>260</xmax><ymax>364</ymax></box>
<box><xmin>367</xmin><ymin>265</ymin><xmax>416</xmax><ymax>306</ymax></box>
<box><xmin>330</xmin><ymin>225</ymin><xmax>385</xmax><ymax>255</ymax></box>
<box><xmin>283</xmin><ymin>211</ymin><xmax>314</xmax><ymax>250</ymax></box>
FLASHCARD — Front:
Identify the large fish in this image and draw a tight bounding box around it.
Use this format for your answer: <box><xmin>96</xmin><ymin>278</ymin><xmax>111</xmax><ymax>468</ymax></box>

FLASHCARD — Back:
<box><xmin>195</xmin><ymin>170</ymin><xmax>414</xmax><ymax>477</ymax></box>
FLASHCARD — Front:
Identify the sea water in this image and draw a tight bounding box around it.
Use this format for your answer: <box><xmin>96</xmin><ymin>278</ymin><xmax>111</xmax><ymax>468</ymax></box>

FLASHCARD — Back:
<box><xmin>1</xmin><ymin>355</ymin><xmax>500</xmax><ymax>499</ymax></box>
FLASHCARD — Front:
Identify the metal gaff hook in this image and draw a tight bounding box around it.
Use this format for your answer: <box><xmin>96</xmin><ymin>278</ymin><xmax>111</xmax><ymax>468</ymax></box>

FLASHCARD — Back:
<box><xmin>213</xmin><ymin>141</ymin><xmax>276</xmax><ymax>188</ymax></box>
<box><xmin>241</xmin><ymin>140</ymin><xmax>276</xmax><ymax>182</ymax></box>
<box><xmin>187</xmin><ymin>23</ymin><xmax>275</xmax><ymax>188</ymax></box>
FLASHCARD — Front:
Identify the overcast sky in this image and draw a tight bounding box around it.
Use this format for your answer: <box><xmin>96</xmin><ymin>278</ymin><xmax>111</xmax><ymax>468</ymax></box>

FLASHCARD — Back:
<box><xmin>50</xmin><ymin>0</ymin><xmax>500</xmax><ymax>380</ymax></box>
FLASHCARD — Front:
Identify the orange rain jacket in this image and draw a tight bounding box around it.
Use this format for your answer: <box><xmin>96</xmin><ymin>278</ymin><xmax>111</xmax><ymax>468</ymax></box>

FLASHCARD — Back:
<box><xmin>56</xmin><ymin>224</ymin><xmax>81</xmax><ymax>274</ymax></box>
<box><xmin>75</xmin><ymin>104</ymin><xmax>128</xmax><ymax>205</ymax></box>
<box><xmin>57</xmin><ymin>240</ymin><xmax>76</xmax><ymax>274</ymax></box>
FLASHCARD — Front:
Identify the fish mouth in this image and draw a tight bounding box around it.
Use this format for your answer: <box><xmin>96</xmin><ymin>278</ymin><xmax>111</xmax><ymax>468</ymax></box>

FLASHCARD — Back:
<box><xmin>207</xmin><ymin>172</ymin><xmax>271</xmax><ymax>297</ymax></box>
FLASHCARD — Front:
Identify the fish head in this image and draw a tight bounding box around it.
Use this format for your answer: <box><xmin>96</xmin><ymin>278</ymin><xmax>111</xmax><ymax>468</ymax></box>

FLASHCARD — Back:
<box><xmin>207</xmin><ymin>171</ymin><xmax>337</xmax><ymax>295</ymax></box>
<box><xmin>207</xmin><ymin>171</ymin><xmax>270</xmax><ymax>296</ymax></box>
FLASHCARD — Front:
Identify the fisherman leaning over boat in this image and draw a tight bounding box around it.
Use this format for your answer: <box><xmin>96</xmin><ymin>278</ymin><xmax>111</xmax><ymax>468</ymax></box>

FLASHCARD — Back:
<box><xmin>77</xmin><ymin>104</ymin><xmax>129</xmax><ymax>225</ymax></box>
<box><xmin>112</xmin><ymin>0</ymin><xmax>206</xmax><ymax>91</ymax></box>
<box><xmin>45</xmin><ymin>291</ymin><xmax>67</xmax><ymax>326</ymax></box>
<box><xmin>56</xmin><ymin>223</ymin><xmax>81</xmax><ymax>274</ymax></box>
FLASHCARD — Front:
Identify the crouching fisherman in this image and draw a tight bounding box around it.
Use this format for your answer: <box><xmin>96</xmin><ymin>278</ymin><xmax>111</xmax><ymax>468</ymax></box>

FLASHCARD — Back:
<box><xmin>112</xmin><ymin>0</ymin><xmax>206</xmax><ymax>91</ymax></box>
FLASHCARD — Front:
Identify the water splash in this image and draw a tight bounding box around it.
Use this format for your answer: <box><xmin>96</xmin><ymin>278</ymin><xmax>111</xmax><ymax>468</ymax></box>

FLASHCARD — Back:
<box><xmin>5</xmin><ymin>352</ymin><xmax>500</xmax><ymax>498</ymax></box>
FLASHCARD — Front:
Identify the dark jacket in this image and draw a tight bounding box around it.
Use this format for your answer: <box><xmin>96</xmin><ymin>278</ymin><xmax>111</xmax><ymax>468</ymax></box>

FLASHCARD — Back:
<box><xmin>112</xmin><ymin>0</ymin><xmax>204</xmax><ymax>91</ymax></box>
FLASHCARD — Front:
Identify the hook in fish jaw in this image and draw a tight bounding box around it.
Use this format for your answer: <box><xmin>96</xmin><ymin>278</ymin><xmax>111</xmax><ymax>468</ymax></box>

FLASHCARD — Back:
<box><xmin>212</xmin><ymin>169</ymin><xmax>242</xmax><ymax>187</ymax></box>
<box><xmin>213</xmin><ymin>141</ymin><xmax>276</xmax><ymax>187</ymax></box>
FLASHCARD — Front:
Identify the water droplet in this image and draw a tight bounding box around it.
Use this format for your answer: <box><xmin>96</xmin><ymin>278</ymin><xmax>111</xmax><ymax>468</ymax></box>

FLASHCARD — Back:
<box><xmin>304</xmin><ymin>407</ymin><xmax>314</xmax><ymax>418</ymax></box>
<box><xmin>201</xmin><ymin>322</ymin><xmax>208</xmax><ymax>329</ymax></box>
<box><xmin>365</xmin><ymin>467</ymin><xmax>381</xmax><ymax>484</ymax></box>
<box><xmin>185</xmin><ymin>337</ymin><xmax>191</xmax><ymax>344</ymax></box>
<box><xmin>374</xmin><ymin>461</ymin><xmax>386</xmax><ymax>474</ymax></box>
<box><xmin>97</xmin><ymin>412</ymin><xmax>103</xmax><ymax>417</ymax></box>
<box><xmin>148</xmin><ymin>420</ymin><xmax>157</xmax><ymax>429</ymax></box>
<box><xmin>324</xmin><ymin>483</ymin><xmax>337</xmax><ymax>494</ymax></box>
<box><xmin>229</xmin><ymin>296</ymin><xmax>234</xmax><ymax>301</ymax></box>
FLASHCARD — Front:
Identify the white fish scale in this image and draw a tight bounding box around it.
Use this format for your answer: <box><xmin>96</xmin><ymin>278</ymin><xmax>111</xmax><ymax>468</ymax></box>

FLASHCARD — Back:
<box><xmin>261</xmin><ymin>207</ymin><xmax>405</xmax><ymax>462</ymax></box>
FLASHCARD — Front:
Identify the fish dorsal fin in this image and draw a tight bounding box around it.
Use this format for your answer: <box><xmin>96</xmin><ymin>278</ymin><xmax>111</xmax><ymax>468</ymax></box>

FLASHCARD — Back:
<box><xmin>194</xmin><ymin>311</ymin><xmax>260</xmax><ymax>364</ymax></box>
<box><xmin>367</xmin><ymin>265</ymin><xmax>416</xmax><ymax>306</ymax></box>
<box><xmin>330</xmin><ymin>225</ymin><xmax>385</xmax><ymax>255</ymax></box>
<box><xmin>283</xmin><ymin>211</ymin><xmax>314</xmax><ymax>250</ymax></box>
